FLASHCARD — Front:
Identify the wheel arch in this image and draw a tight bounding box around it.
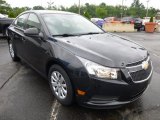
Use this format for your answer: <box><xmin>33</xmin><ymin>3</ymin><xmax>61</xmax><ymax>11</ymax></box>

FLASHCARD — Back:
<box><xmin>46</xmin><ymin>58</ymin><xmax>76</xmax><ymax>96</ymax></box>
<box><xmin>46</xmin><ymin>59</ymin><xmax>67</xmax><ymax>76</ymax></box>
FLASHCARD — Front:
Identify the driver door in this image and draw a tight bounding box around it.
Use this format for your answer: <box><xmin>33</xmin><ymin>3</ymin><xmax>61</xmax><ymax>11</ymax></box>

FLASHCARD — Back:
<box><xmin>23</xmin><ymin>13</ymin><xmax>48</xmax><ymax>73</ymax></box>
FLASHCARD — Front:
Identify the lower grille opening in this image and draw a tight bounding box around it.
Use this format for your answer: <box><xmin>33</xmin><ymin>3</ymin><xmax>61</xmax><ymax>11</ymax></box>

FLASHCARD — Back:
<box><xmin>89</xmin><ymin>96</ymin><xmax>119</xmax><ymax>104</ymax></box>
<box><xmin>130</xmin><ymin>61</ymin><xmax>152</xmax><ymax>82</ymax></box>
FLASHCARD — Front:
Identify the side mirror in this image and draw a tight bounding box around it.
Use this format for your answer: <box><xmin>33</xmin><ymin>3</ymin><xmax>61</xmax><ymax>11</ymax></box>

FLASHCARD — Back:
<box><xmin>24</xmin><ymin>28</ymin><xmax>45</xmax><ymax>41</ymax></box>
<box><xmin>24</xmin><ymin>28</ymin><xmax>39</xmax><ymax>36</ymax></box>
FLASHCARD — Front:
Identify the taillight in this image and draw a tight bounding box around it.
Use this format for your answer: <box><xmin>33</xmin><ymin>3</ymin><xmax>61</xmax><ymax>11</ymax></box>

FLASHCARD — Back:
<box><xmin>131</xmin><ymin>20</ymin><xmax>134</xmax><ymax>24</ymax></box>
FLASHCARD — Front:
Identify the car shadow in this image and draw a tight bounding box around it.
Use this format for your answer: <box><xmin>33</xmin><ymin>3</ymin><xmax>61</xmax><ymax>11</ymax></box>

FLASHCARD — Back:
<box><xmin>55</xmin><ymin>98</ymin><xmax>144</xmax><ymax>120</ymax></box>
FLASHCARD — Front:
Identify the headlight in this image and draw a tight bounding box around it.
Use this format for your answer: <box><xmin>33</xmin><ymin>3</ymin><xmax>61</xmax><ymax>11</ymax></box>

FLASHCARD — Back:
<box><xmin>78</xmin><ymin>57</ymin><xmax>119</xmax><ymax>79</ymax></box>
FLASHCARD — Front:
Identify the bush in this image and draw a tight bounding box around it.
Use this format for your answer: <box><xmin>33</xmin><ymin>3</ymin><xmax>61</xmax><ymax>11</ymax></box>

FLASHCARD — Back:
<box><xmin>150</xmin><ymin>16</ymin><xmax>154</xmax><ymax>22</ymax></box>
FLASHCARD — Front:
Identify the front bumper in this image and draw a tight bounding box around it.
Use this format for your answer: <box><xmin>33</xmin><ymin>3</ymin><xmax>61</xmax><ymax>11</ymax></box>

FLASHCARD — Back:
<box><xmin>77</xmin><ymin>76</ymin><xmax>151</xmax><ymax>109</ymax></box>
<box><xmin>76</xmin><ymin>60</ymin><xmax>153</xmax><ymax>109</ymax></box>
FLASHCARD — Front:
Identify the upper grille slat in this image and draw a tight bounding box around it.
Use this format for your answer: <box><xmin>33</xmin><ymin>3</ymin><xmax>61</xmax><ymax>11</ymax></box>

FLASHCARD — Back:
<box><xmin>126</xmin><ymin>57</ymin><xmax>148</xmax><ymax>67</ymax></box>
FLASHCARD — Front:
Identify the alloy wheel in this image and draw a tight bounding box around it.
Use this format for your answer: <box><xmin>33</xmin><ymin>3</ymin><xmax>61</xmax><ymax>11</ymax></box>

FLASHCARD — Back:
<box><xmin>51</xmin><ymin>71</ymin><xmax>67</xmax><ymax>99</ymax></box>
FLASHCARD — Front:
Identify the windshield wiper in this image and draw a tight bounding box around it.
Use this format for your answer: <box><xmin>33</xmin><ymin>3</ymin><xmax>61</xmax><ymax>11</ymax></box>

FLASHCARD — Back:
<box><xmin>80</xmin><ymin>32</ymin><xmax>104</xmax><ymax>35</ymax></box>
<box><xmin>52</xmin><ymin>34</ymin><xmax>78</xmax><ymax>37</ymax></box>
<box><xmin>52</xmin><ymin>32</ymin><xmax>104</xmax><ymax>37</ymax></box>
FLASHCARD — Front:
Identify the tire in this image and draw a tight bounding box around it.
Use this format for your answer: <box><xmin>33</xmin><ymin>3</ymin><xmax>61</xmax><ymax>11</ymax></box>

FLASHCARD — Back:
<box><xmin>3</xmin><ymin>27</ymin><xmax>8</xmax><ymax>37</ymax></box>
<box><xmin>137</xmin><ymin>28</ymin><xmax>141</xmax><ymax>31</ymax></box>
<box><xmin>8</xmin><ymin>39</ymin><xmax>20</xmax><ymax>62</ymax></box>
<box><xmin>142</xmin><ymin>25</ymin><xmax>145</xmax><ymax>31</ymax></box>
<box><xmin>48</xmin><ymin>65</ymin><xmax>74</xmax><ymax>106</ymax></box>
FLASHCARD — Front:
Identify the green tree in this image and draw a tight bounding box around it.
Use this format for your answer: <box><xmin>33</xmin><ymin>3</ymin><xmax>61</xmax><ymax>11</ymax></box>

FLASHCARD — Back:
<box><xmin>83</xmin><ymin>11</ymin><xmax>91</xmax><ymax>19</ymax></box>
<box><xmin>1</xmin><ymin>0</ymin><xmax>160</xmax><ymax>19</ymax></box>
<box><xmin>148</xmin><ymin>7</ymin><xmax>158</xmax><ymax>17</ymax></box>
<box><xmin>0</xmin><ymin>0</ymin><xmax>11</xmax><ymax>14</ymax></box>
<box><xmin>0</xmin><ymin>0</ymin><xmax>5</xmax><ymax>4</ymax></box>
<box><xmin>59</xmin><ymin>5</ymin><xmax>66</xmax><ymax>11</ymax></box>
<box><xmin>96</xmin><ymin>7</ymin><xmax>107</xmax><ymax>18</ymax></box>
<box><xmin>8</xmin><ymin>7</ymin><xmax>31</xmax><ymax>18</ymax></box>
<box><xmin>67</xmin><ymin>4</ymin><xmax>79</xmax><ymax>14</ymax></box>
<box><xmin>84</xmin><ymin>3</ymin><xmax>96</xmax><ymax>17</ymax></box>
<box><xmin>33</xmin><ymin>6</ymin><xmax>45</xmax><ymax>10</ymax></box>
<box><xmin>130</xmin><ymin>0</ymin><xmax>145</xmax><ymax>17</ymax></box>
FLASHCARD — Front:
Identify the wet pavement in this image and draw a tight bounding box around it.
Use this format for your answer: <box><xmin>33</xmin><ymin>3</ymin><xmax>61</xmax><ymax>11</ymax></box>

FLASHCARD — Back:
<box><xmin>0</xmin><ymin>32</ymin><xmax>160</xmax><ymax>120</ymax></box>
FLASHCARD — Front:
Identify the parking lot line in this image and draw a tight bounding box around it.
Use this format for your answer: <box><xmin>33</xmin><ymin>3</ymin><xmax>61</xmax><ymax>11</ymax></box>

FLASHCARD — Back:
<box><xmin>50</xmin><ymin>100</ymin><xmax>60</xmax><ymax>120</ymax></box>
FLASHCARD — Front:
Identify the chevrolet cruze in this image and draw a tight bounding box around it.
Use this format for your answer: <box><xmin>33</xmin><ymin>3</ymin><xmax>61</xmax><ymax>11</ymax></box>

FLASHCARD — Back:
<box><xmin>7</xmin><ymin>10</ymin><xmax>153</xmax><ymax>109</ymax></box>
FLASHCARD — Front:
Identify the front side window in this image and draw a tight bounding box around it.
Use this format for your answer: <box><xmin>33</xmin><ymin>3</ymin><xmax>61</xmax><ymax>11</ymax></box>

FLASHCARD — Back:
<box><xmin>14</xmin><ymin>13</ymin><xmax>29</xmax><ymax>29</ymax></box>
<box><xmin>42</xmin><ymin>14</ymin><xmax>103</xmax><ymax>36</ymax></box>
<box><xmin>26</xmin><ymin>13</ymin><xmax>41</xmax><ymax>30</ymax></box>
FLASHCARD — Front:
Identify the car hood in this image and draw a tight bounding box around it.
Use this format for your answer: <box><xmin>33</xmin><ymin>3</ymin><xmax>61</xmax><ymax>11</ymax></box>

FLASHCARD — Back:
<box><xmin>53</xmin><ymin>33</ymin><xmax>148</xmax><ymax>68</ymax></box>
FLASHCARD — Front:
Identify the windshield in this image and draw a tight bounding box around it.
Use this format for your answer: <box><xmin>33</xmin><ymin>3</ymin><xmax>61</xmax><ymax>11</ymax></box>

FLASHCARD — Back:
<box><xmin>42</xmin><ymin>13</ymin><xmax>104</xmax><ymax>36</ymax></box>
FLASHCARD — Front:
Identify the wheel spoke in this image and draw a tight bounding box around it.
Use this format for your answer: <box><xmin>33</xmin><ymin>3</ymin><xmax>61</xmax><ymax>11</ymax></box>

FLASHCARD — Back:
<box><xmin>61</xmin><ymin>87</ymin><xmax>67</xmax><ymax>95</ymax></box>
<box><xmin>58</xmin><ymin>87</ymin><xmax>61</xmax><ymax>97</ymax></box>
<box><xmin>51</xmin><ymin>76</ymin><xmax>57</xmax><ymax>82</ymax></box>
<box><xmin>60</xmin><ymin>89</ymin><xmax>65</xmax><ymax>98</ymax></box>
<box><xmin>61</xmin><ymin>83</ymin><xmax>66</xmax><ymax>88</ymax></box>
<box><xmin>54</xmin><ymin>86</ymin><xmax>58</xmax><ymax>92</ymax></box>
<box><xmin>57</xmin><ymin>73</ymin><xmax>62</xmax><ymax>81</ymax></box>
<box><xmin>54</xmin><ymin>72</ymin><xmax>59</xmax><ymax>80</ymax></box>
<box><xmin>52</xmin><ymin>82</ymin><xmax>58</xmax><ymax>87</ymax></box>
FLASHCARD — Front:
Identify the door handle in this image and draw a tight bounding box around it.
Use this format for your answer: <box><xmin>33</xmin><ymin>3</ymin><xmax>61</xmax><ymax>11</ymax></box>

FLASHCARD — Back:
<box><xmin>22</xmin><ymin>37</ymin><xmax>26</xmax><ymax>42</ymax></box>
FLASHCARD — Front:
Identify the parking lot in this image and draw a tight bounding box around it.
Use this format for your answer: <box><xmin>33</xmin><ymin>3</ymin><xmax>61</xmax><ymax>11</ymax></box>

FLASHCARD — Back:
<box><xmin>0</xmin><ymin>32</ymin><xmax>160</xmax><ymax>120</ymax></box>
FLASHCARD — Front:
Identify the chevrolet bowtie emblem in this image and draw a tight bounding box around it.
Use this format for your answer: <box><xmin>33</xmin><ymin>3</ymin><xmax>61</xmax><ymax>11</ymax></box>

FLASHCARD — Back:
<box><xmin>142</xmin><ymin>61</ymin><xmax>149</xmax><ymax>70</ymax></box>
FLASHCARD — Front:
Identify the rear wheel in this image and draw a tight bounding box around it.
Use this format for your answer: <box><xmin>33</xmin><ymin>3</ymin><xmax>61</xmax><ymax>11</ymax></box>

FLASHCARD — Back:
<box><xmin>8</xmin><ymin>39</ymin><xmax>20</xmax><ymax>62</ymax></box>
<box><xmin>3</xmin><ymin>27</ymin><xmax>8</xmax><ymax>37</ymax></box>
<box><xmin>48</xmin><ymin>65</ymin><xmax>74</xmax><ymax>106</ymax></box>
<box><xmin>137</xmin><ymin>27</ymin><xmax>141</xmax><ymax>31</ymax></box>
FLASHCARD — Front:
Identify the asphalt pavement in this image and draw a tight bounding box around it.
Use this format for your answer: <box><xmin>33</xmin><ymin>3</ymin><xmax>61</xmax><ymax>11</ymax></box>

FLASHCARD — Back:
<box><xmin>0</xmin><ymin>32</ymin><xmax>160</xmax><ymax>120</ymax></box>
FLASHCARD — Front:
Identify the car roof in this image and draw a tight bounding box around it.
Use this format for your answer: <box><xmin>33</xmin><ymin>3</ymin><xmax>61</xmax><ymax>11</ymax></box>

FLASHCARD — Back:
<box><xmin>23</xmin><ymin>10</ymin><xmax>75</xmax><ymax>15</ymax></box>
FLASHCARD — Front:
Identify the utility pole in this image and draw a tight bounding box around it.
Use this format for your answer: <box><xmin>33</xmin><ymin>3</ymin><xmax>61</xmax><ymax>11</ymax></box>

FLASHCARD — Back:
<box><xmin>121</xmin><ymin>0</ymin><xmax>124</xmax><ymax>19</ymax></box>
<box><xmin>41</xmin><ymin>0</ymin><xmax>42</xmax><ymax>6</ymax></box>
<box><xmin>146</xmin><ymin>0</ymin><xmax>149</xmax><ymax>17</ymax></box>
<box><xmin>78</xmin><ymin>0</ymin><xmax>81</xmax><ymax>14</ymax></box>
<box><xmin>47</xmin><ymin>0</ymin><xmax>54</xmax><ymax>9</ymax></box>
<box><xmin>121</xmin><ymin>0</ymin><xmax>126</xmax><ymax>19</ymax></box>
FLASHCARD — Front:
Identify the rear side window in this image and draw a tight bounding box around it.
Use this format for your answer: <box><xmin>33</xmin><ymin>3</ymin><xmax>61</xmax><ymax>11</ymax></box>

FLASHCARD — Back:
<box><xmin>14</xmin><ymin>13</ymin><xmax>29</xmax><ymax>29</ymax></box>
<box><xmin>26</xmin><ymin>13</ymin><xmax>41</xmax><ymax>30</ymax></box>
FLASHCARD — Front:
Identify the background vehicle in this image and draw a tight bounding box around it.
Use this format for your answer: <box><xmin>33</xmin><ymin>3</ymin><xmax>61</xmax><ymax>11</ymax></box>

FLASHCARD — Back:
<box><xmin>121</xmin><ymin>17</ymin><xmax>142</xmax><ymax>31</ymax></box>
<box><xmin>0</xmin><ymin>13</ymin><xmax>14</xmax><ymax>36</ymax></box>
<box><xmin>155</xmin><ymin>12</ymin><xmax>160</xmax><ymax>25</ymax></box>
<box><xmin>104</xmin><ymin>17</ymin><xmax>121</xmax><ymax>23</ymax></box>
<box><xmin>90</xmin><ymin>18</ymin><xmax>104</xmax><ymax>27</ymax></box>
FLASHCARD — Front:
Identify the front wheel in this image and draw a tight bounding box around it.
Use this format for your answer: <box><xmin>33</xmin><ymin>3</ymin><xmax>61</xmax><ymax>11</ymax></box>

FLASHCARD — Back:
<box><xmin>3</xmin><ymin>27</ymin><xmax>8</xmax><ymax>37</ymax></box>
<box><xmin>48</xmin><ymin>65</ymin><xmax>74</xmax><ymax>106</ymax></box>
<box><xmin>8</xmin><ymin>39</ymin><xmax>20</xmax><ymax>62</ymax></box>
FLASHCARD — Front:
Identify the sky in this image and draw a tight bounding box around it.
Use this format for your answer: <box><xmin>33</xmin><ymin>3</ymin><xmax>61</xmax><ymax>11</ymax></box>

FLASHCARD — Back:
<box><xmin>5</xmin><ymin>0</ymin><xmax>160</xmax><ymax>9</ymax></box>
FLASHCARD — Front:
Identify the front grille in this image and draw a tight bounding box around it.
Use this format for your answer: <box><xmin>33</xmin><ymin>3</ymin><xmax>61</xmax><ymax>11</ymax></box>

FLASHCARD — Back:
<box><xmin>130</xmin><ymin>61</ymin><xmax>152</xmax><ymax>82</ymax></box>
<box><xmin>126</xmin><ymin>56</ymin><xmax>148</xmax><ymax>67</ymax></box>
